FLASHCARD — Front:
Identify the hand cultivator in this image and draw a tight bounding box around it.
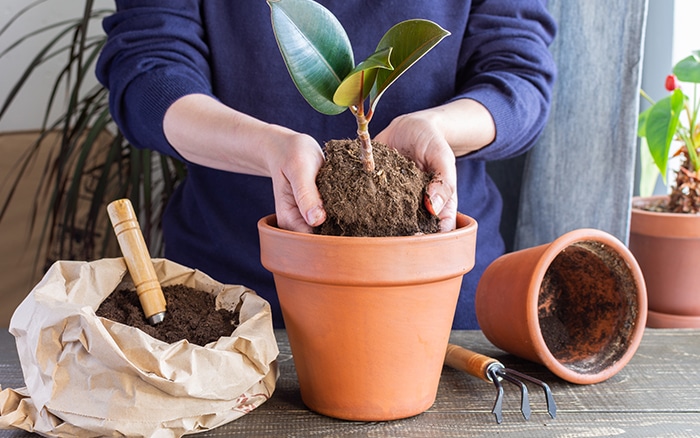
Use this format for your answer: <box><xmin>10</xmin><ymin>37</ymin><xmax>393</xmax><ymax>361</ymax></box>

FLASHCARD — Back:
<box><xmin>445</xmin><ymin>344</ymin><xmax>557</xmax><ymax>424</ymax></box>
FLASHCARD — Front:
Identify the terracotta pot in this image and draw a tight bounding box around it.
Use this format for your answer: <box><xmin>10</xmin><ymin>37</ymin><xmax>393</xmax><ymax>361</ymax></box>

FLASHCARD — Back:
<box><xmin>629</xmin><ymin>195</ymin><xmax>700</xmax><ymax>328</ymax></box>
<box><xmin>258</xmin><ymin>213</ymin><xmax>478</xmax><ymax>421</ymax></box>
<box><xmin>475</xmin><ymin>229</ymin><xmax>647</xmax><ymax>385</ymax></box>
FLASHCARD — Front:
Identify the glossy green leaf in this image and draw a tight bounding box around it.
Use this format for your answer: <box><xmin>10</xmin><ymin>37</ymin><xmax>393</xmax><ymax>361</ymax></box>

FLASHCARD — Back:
<box><xmin>637</xmin><ymin>107</ymin><xmax>650</xmax><ymax>137</ymax></box>
<box><xmin>268</xmin><ymin>0</ymin><xmax>354</xmax><ymax>115</ymax></box>
<box><xmin>673</xmin><ymin>51</ymin><xmax>700</xmax><ymax>83</ymax></box>
<box><xmin>644</xmin><ymin>88</ymin><xmax>684</xmax><ymax>176</ymax></box>
<box><xmin>370</xmin><ymin>19</ymin><xmax>450</xmax><ymax>113</ymax></box>
<box><xmin>333</xmin><ymin>47</ymin><xmax>393</xmax><ymax>108</ymax></box>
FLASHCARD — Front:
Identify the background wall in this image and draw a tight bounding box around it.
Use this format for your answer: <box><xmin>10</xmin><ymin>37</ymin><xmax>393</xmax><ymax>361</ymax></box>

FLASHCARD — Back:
<box><xmin>637</xmin><ymin>0</ymin><xmax>700</xmax><ymax>196</ymax></box>
<box><xmin>0</xmin><ymin>1</ymin><xmax>112</xmax><ymax>326</ymax></box>
<box><xmin>0</xmin><ymin>0</ymin><xmax>111</xmax><ymax>132</ymax></box>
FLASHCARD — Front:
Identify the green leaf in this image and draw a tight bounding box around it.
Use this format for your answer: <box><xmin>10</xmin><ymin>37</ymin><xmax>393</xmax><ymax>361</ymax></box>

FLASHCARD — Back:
<box><xmin>673</xmin><ymin>52</ymin><xmax>700</xmax><ymax>83</ymax></box>
<box><xmin>638</xmin><ymin>138</ymin><xmax>663</xmax><ymax>196</ymax></box>
<box><xmin>644</xmin><ymin>89</ymin><xmax>684</xmax><ymax>177</ymax></box>
<box><xmin>369</xmin><ymin>19</ymin><xmax>450</xmax><ymax>113</ymax></box>
<box><xmin>333</xmin><ymin>47</ymin><xmax>393</xmax><ymax>108</ymax></box>
<box><xmin>268</xmin><ymin>0</ymin><xmax>354</xmax><ymax>115</ymax></box>
<box><xmin>637</xmin><ymin>106</ymin><xmax>650</xmax><ymax>137</ymax></box>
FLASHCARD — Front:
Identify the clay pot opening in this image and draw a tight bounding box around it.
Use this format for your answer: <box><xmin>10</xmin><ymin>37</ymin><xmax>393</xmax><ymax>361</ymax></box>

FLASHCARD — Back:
<box><xmin>537</xmin><ymin>240</ymin><xmax>641</xmax><ymax>376</ymax></box>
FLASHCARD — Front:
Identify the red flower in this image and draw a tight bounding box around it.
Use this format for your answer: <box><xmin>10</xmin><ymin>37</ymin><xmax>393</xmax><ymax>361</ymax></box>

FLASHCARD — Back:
<box><xmin>665</xmin><ymin>74</ymin><xmax>680</xmax><ymax>91</ymax></box>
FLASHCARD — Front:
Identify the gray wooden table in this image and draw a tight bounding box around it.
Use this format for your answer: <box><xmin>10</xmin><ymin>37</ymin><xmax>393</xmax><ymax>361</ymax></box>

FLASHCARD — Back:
<box><xmin>1</xmin><ymin>328</ymin><xmax>699</xmax><ymax>437</ymax></box>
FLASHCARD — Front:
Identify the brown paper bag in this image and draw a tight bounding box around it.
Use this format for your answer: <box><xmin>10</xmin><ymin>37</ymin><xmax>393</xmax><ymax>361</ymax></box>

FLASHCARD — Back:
<box><xmin>0</xmin><ymin>258</ymin><xmax>279</xmax><ymax>437</ymax></box>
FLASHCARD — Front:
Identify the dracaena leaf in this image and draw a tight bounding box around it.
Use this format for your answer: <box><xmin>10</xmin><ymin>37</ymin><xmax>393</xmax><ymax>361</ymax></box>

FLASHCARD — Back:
<box><xmin>333</xmin><ymin>47</ymin><xmax>393</xmax><ymax>108</ymax></box>
<box><xmin>369</xmin><ymin>19</ymin><xmax>450</xmax><ymax>113</ymax></box>
<box><xmin>673</xmin><ymin>51</ymin><xmax>700</xmax><ymax>84</ymax></box>
<box><xmin>268</xmin><ymin>0</ymin><xmax>354</xmax><ymax>115</ymax></box>
<box><xmin>645</xmin><ymin>88</ymin><xmax>685</xmax><ymax>176</ymax></box>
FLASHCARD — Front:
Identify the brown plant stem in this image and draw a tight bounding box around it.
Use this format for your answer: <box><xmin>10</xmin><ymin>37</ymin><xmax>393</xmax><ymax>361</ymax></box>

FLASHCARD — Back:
<box><xmin>356</xmin><ymin>114</ymin><xmax>375</xmax><ymax>173</ymax></box>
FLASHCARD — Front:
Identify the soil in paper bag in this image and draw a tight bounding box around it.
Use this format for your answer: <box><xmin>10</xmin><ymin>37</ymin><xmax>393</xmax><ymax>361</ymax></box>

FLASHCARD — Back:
<box><xmin>96</xmin><ymin>284</ymin><xmax>238</xmax><ymax>346</ymax></box>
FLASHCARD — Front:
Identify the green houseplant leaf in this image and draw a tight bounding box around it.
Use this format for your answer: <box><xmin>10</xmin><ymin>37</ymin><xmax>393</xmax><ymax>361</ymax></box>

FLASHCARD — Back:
<box><xmin>369</xmin><ymin>19</ymin><xmax>451</xmax><ymax>114</ymax></box>
<box><xmin>268</xmin><ymin>0</ymin><xmax>449</xmax><ymax>172</ymax></box>
<box><xmin>643</xmin><ymin>88</ymin><xmax>684</xmax><ymax>177</ymax></box>
<box><xmin>268</xmin><ymin>0</ymin><xmax>354</xmax><ymax>115</ymax></box>
<box><xmin>333</xmin><ymin>47</ymin><xmax>393</xmax><ymax>108</ymax></box>
<box><xmin>673</xmin><ymin>52</ymin><xmax>700</xmax><ymax>83</ymax></box>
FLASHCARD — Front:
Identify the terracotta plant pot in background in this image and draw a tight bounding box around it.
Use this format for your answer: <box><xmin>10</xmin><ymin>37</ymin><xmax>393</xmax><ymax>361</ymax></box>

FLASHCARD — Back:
<box><xmin>258</xmin><ymin>213</ymin><xmax>478</xmax><ymax>421</ymax></box>
<box><xmin>475</xmin><ymin>229</ymin><xmax>647</xmax><ymax>385</ymax></box>
<box><xmin>629</xmin><ymin>195</ymin><xmax>700</xmax><ymax>328</ymax></box>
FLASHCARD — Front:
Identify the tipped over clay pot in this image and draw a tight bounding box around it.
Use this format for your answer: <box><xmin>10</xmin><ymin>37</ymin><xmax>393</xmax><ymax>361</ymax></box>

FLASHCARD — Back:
<box><xmin>258</xmin><ymin>212</ymin><xmax>478</xmax><ymax>421</ymax></box>
<box><xmin>475</xmin><ymin>228</ymin><xmax>647</xmax><ymax>385</ymax></box>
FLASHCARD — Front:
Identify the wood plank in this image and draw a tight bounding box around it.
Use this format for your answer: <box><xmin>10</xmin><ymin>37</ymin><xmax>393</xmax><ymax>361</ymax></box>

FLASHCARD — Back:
<box><xmin>1</xmin><ymin>329</ymin><xmax>699</xmax><ymax>437</ymax></box>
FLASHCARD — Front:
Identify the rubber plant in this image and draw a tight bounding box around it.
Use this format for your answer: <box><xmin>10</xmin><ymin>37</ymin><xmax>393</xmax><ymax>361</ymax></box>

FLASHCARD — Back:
<box><xmin>638</xmin><ymin>51</ymin><xmax>700</xmax><ymax>213</ymax></box>
<box><xmin>0</xmin><ymin>0</ymin><xmax>185</xmax><ymax>269</ymax></box>
<box><xmin>269</xmin><ymin>0</ymin><xmax>449</xmax><ymax>173</ymax></box>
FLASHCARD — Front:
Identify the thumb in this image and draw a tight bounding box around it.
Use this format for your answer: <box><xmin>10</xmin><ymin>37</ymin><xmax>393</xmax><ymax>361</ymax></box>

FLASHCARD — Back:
<box><xmin>293</xmin><ymin>181</ymin><xmax>326</xmax><ymax>227</ymax></box>
<box><xmin>424</xmin><ymin>175</ymin><xmax>457</xmax><ymax>232</ymax></box>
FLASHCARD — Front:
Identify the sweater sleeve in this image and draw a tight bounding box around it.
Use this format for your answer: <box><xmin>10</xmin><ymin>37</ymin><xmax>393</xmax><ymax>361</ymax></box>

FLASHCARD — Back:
<box><xmin>95</xmin><ymin>0</ymin><xmax>213</xmax><ymax>158</ymax></box>
<box><xmin>454</xmin><ymin>0</ymin><xmax>557</xmax><ymax>161</ymax></box>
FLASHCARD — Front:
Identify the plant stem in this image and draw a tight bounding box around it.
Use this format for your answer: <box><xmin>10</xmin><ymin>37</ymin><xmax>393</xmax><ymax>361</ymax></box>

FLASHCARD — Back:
<box><xmin>683</xmin><ymin>84</ymin><xmax>700</xmax><ymax>172</ymax></box>
<box><xmin>640</xmin><ymin>88</ymin><xmax>655</xmax><ymax>105</ymax></box>
<box><xmin>356</xmin><ymin>115</ymin><xmax>375</xmax><ymax>172</ymax></box>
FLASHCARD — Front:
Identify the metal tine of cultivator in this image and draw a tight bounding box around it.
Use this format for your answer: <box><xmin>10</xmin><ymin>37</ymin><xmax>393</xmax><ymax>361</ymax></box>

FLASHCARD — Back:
<box><xmin>487</xmin><ymin>364</ymin><xmax>557</xmax><ymax>424</ymax></box>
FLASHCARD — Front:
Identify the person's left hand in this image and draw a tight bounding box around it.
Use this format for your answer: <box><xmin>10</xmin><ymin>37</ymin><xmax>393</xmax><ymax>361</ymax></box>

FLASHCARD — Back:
<box><xmin>374</xmin><ymin>112</ymin><xmax>458</xmax><ymax>232</ymax></box>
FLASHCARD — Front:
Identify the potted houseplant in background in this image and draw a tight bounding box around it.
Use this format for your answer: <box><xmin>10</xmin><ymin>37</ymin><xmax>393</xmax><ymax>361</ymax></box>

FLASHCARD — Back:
<box><xmin>632</xmin><ymin>50</ymin><xmax>700</xmax><ymax>327</ymax></box>
<box><xmin>258</xmin><ymin>0</ymin><xmax>478</xmax><ymax>421</ymax></box>
<box><xmin>0</xmin><ymin>1</ymin><xmax>185</xmax><ymax>290</ymax></box>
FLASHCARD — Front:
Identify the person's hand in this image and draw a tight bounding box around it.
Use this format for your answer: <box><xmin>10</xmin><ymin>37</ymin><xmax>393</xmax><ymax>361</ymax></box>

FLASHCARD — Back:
<box><xmin>265</xmin><ymin>132</ymin><xmax>327</xmax><ymax>233</ymax></box>
<box><xmin>163</xmin><ymin>94</ymin><xmax>326</xmax><ymax>234</ymax></box>
<box><xmin>374</xmin><ymin>112</ymin><xmax>458</xmax><ymax>232</ymax></box>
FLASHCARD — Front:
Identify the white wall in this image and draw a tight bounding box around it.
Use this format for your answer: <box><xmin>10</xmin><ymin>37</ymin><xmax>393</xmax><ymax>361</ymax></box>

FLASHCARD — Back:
<box><xmin>634</xmin><ymin>0</ymin><xmax>700</xmax><ymax>195</ymax></box>
<box><xmin>0</xmin><ymin>1</ymin><xmax>111</xmax><ymax>132</ymax></box>
<box><xmin>673</xmin><ymin>0</ymin><xmax>700</xmax><ymax>64</ymax></box>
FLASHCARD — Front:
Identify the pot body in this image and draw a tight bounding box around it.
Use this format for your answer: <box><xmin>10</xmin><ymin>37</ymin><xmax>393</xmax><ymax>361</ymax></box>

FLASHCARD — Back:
<box><xmin>475</xmin><ymin>229</ymin><xmax>647</xmax><ymax>384</ymax></box>
<box><xmin>629</xmin><ymin>196</ymin><xmax>700</xmax><ymax>327</ymax></box>
<box><xmin>258</xmin><ymin>213</ymin><xmax>477</xmax><ymax>421</ymax></box>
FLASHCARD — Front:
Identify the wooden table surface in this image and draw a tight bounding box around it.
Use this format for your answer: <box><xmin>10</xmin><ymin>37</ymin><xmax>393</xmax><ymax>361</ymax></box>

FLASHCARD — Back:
<box><xmin>1</xmin><ymin>328</ymin><xmax>699</xmax><ymax>437</ymax></box>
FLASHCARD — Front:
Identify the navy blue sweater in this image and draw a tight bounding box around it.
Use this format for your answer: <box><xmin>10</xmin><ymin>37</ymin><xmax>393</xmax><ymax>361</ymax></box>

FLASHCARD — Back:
<box><xmin>96</xmin><ymin>0</ymin><xmax>556</xmax><ymax>329</ymax></box>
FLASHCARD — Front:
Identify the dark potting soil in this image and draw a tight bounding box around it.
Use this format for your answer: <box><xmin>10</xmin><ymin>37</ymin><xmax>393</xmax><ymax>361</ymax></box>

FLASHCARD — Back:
<box><xmin>537</xmin><ymin>241</ymin><xmax>638</xmax><ymax>373</ymax></box>
<box><xmin>96</xmin><ymin>284</ymin><xmax>238</xmax><ymax>346</ymax></box>
<box><xmin>315</xmin><ymin>139</ymin><xmax>440</xmax><ymax>237</ymax></box>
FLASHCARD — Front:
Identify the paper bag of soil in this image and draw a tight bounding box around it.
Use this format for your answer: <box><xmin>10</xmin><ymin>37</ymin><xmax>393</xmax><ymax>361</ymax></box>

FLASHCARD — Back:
<box><xmin>0</xmin><ymin>258</ymin><xmax>279</xmax><ymax>438</ymax></box>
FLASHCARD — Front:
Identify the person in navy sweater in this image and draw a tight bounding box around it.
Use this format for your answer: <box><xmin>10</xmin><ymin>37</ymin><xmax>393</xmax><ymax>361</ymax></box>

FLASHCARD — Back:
<box><xmin>96</xmin><ymin>0</ymin><xmax>557</xmax><ymax>329</ymax></box>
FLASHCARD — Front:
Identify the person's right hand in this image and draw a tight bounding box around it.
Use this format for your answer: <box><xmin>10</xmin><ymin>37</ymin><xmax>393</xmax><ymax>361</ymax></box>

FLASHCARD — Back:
<box><xmin>163</xmin><ymin>93</ymin><xmax>326</xmax><ymax>233</ymax></box>
<box><xmin>264</xmin><ymin>132</ymin><xmax>327</xmax><ymax>233</ymax></box>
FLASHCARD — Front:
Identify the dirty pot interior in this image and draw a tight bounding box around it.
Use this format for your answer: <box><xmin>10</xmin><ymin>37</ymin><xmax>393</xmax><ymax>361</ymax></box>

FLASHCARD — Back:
<box><xmin>476</xmin><ymin>229</ymin><xmax>647</xmax><ymax>384</ymax></box>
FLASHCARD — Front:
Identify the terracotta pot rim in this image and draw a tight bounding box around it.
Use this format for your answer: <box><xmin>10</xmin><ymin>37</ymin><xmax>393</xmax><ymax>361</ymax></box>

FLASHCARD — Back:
<box><xmin>631</xmin><ymin>195</ymin><xmax>700</xmax><ymax>217</ymax></box>
<box><xmin>258</xmin><ymin>212</ymin><xmax>477</xmax><ymax>243</ymax></box>
<box><xmin>631</xmin><ymin>195</ymin><xmax>700</xmax><ymax>238</ymax></box>
<box><xmin>525</xmin><ymin>228</ymin><xmax>647</xmax><ymax>384</ymax></box>
<box><xmin>259</xmin><ymin>212</ymin><xmax>478</xmax><ymax>286</ymax></box>
<box><xmin>647</xmin><ymin>309</ymin><xmax>700</xmax><ymax>328</ymax></box>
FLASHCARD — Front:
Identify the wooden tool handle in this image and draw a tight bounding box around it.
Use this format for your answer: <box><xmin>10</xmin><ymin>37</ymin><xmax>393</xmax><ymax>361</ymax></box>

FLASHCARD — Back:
<box><xmin>445</xmin><ymin>343</ymin><xmax>500</xmax><ymax>382</ymax></box>
<box><xmin>107</xmin><ymin>198</ymin><xmax>166</xmax><ymax>323</ymax></box>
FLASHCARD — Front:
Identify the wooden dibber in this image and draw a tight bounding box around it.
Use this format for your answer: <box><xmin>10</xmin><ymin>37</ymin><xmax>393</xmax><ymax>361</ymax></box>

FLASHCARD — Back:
<box><xmin>107</xmin><ymin>198</ymin><xmax>167</xmax><ymax>325</ymax></box>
